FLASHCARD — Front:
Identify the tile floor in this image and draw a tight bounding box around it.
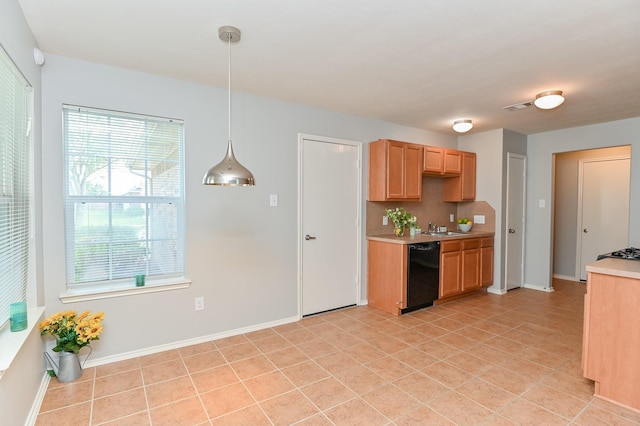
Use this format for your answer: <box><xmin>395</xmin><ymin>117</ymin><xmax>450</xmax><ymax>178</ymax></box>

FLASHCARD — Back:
<box><xmin>36</xmin><ymin>280</ymin><xmax>640</xmax><ymax>425</ymax></box>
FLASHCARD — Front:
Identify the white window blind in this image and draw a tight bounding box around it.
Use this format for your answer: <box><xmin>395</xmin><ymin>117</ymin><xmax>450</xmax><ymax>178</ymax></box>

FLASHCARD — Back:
<box><xmin>0</xmin><ymin>46</ymin><xmax>33</xmax><ymax>327</ymax></box>
<box><xmin>63</xmin><ymin>105</ymin><xmax>185</xmax><ymax>290</ymax></box>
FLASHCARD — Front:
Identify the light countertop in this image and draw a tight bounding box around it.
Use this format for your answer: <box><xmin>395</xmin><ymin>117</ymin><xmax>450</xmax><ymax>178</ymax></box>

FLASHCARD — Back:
<box><xmin>586</xmin><ymin>258</ymin><xmax>640</xmax><ymax>280</ymax></box>
<box><xmin>367</xmin><ymin>231</ymin><xmax>495</xmax><ymax>245</ymax></box>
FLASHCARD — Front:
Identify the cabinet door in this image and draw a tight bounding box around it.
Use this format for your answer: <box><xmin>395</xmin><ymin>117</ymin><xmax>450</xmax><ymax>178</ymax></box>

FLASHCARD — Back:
<box><xmin>387</xmin><ymin>141</ymin><xmax>406</xmax><ymax>199</ymax></box>
<box><xmin>460</xmin><ymin>152</ymin><xmax>476</xmax><ymax>200</ymax></box>
<box><xmin>404</xmin><ymin>143</ymin><xmax>423</xmax><ymax>199</ymax></box>
<box><xmin>462</xmin><ymin>248</ymin><xmax>481</xmax><ymax>291</ymax></box>
<box><xmin>481</xmin><ymin>245</ymin><xmax>494</xmax><ymax>286</ymax></box>
<box><xmin>440</xmin><ymin>251</ymin><xmax>461</xmax><ymax>297</ymax></box>
<box><xmin>442</xmin><ymin>151</ymin><xmax>476</xmax><ymax>202</ymax></box>
<box><xmin>423</xmin><ymin>146</ymin><xmax>444</xmax><ymax>174</ymax></box>
<box><xmin>443</xmin><ymin>150</ymin><xmax>462</xmax><ymax>175</ymax></box>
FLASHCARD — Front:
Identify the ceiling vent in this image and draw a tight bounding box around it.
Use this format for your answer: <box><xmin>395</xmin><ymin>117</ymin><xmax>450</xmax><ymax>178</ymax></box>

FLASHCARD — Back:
<box><xmin>502</xmin><ymin>101</ymin><xmax>533</xmax><ymax>112</ymax></box>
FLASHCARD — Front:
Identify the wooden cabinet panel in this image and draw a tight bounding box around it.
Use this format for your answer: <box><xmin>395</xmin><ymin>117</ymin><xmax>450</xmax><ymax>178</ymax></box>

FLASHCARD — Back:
<box><xmin>480</xmin><ymin>238</ymin><xmax>494</xmax><ymax>286</ymax></box>
<box><xmin>439</xmin><ymin>236</ymin><xmax>493</xmax><ymax>301</ymax></box>
<box><xmin>443</xmin><ymin>152</ymin><xmax>476</xmax><ymax>202</ymax></box>
<box><xmin>368</xmin><ymin>139</ymin><xmax>422</xmax><ymax>201</ymax></box>
<box><xmin>423</xmin><ymin>147</ymin><xmax>461</xmax><ymax>176</ymax></box>
<box><xmin>367</xmin><ymin>240</ymin><xmax>407</xmax><ymax>315</ymax></box>
<box><xmin>440</xmin><ymin>250</ymin><xmax>461</xmax><ymax>297</ymax></box>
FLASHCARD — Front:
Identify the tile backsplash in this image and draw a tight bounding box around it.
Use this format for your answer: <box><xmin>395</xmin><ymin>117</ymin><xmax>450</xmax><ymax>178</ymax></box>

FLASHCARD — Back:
<box><xmin>366</xmin><ymin>176</ymin><xmax>495</xmax><ymax>235</ymax></box>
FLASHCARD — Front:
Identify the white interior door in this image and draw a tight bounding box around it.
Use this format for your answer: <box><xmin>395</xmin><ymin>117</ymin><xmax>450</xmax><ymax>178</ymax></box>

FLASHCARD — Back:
<box><xmin>300</xmin><ymin>135</ymin><xmax>361</xmax><ymax>316</ymax></box>
<box><xmin>578</xmin><ymin>157</ymin><xmax>630</xmax><ymax>280</ymax></box>
<box><xmin>505</xmin><ymin>153</ymin><xmax>526</xmax><ymax>291</ymax></box>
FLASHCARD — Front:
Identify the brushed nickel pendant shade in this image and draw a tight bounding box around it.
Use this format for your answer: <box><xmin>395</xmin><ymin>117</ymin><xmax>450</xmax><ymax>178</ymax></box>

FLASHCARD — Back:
<box><xmin>202</xmin><ymin>26</ymin><xmax>255</xmax><ymax>186</ymax></box>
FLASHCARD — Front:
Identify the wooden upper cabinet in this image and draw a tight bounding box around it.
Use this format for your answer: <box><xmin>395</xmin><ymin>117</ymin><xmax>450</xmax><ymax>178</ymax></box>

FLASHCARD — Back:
<box><xmin>423</xmin><ymin>147</ymin><xmax>461</xmax><ymax>176</ymax></box>
<box><xmin>368</xmin><ymin>139</ymin><xmax>423</xmax><ymax>201</ymax></box>
<box><xmin>443</xmin><ymin>151</ymin><xmax>476</xmax><ymax>202</ymax></box>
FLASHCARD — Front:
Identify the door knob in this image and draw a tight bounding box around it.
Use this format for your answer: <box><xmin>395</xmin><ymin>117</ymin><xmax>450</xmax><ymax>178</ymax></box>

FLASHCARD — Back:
<box><xmin>583</xmin><ymin>229</ymin><xmax>588</xmax><ymax>233</ymax></box>
<box><xmin>508</xmin><ymin>228</ymin><xmax>515</xmax><ymax>234</ymax></box>
<box><xmin>305</xmin><ymin>234</ymin><xmax>316</xmax><ymax>240</ymax></box>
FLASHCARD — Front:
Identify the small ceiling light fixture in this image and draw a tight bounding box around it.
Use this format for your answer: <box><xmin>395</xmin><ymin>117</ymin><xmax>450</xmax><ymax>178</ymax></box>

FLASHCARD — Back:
<box><xmin>452</xmin><ymin>119</ymin><xmax>473</xmax><ymax>133</ymax></box>
<box><xmin>202</xmin><ymin>26</ymin><xmax>255</xmax><ymax>186</ymax></box>
<box><xmin>533</xmin><ymin>90</ymin><xmax>565</xmax><ymax>110</ymax></box>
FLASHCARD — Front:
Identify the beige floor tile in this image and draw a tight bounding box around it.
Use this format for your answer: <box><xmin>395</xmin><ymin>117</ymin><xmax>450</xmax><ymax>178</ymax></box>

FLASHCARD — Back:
<box><xmin>300</xmin><ymin>377</ymin><xmax>356</xmax><ymax>410</ymax></box>
<box><xmin>145</xmin><ymin>375</ymin><xmax>197</xmax><ymax>408</ymax></box>
<box><xmin>243</xmin><ymin>328</ymin><xmax>277</xmax><ymax>340</ymax></box>
<box><xmin>182</xmin><ymin>349</ymin><xmax>226</xmax><ymax>374</ymax></box>
<box><xmin>281</xmin><ymin>360</ymin><xmax>330</xmax><ymax>387</ymax></box>
<box><xmin>252</xmin><ymin>334</ymin><xmax>292</xmax><ymax>353</ymax></box>
<box><xmin>342</xmin><ymin>342</ymin><xmax>387</xmax><ymax>364</ymax></box>
<box><xmin>264</xmin><ymin>346</ymin><xmax>310</xmax><ymax>369</ymax></box>
<box><xmin>295</xmin><ymin>338</ymin><xmax>338</xmax><ymax>359</ymax></box>
<box><xmin>421</xmin><ymin>361</ymin><xmax>473</xmax><ymax>388</ymax></box>
<box><xmin>324</xmin><ymin>397</ymin><xmax>389</xmax><ymax>425</ymax></box>
<box><xmin>213</xmin><ymin>333</ymin><xmax>250</xmax><ymax>348</ymax></box>
<box><xmin>191</xmin><ymin>364</ymin><xmax>240</xmax><ymax>393</ymax></box>
<box><xmin>443</xmin><ymin>351</ymin><xmax>493</xmax><ymax>376</ymax></box>
<box><xmin>218</xmin><ymin>342</ymin><xmax>261</xmax><ymax>363</ymax></box>
<box><xmin>333</xmin><ymin>365</ymin><xmax>387</xmax><ymax>395</ymax></box>
<box><xmin>141</xmin><ymin>358</ymin><xmax>188</xmax><ymax>385</ymax></box>
<box><xmin>95</xmin><ymin>357</ymin><xmax>140</xmax><ymax>377</ymax></box>
<box><xmin>393</xmin><ymin>373</ymin><xmax>451</xmax><ymax>404</ymax></box>
<box><xmin>98</xmin><ymin>411</ymin><xmax>151</xmax><ymax>425</ymax></box>
<box><xmin>279</xmin><ymin>327</ymin><xmax>318</xmax><ymax>345</ymax></box>
<box><xmin>368</xmin><ymin>335</ymin><xmax>410</xmax><ymax>354</ymax></box>
<box><xmin>455</xmin><ymin>377</ymin><xmax>517</xmax><ymax>411</ymax></box>
<box><xmin>478</xmin><ymin>365</ymin><xmax>537</xmax><ymax>395</ymax></box>
<box><xmin>588</xmin><ymin>397</ymin><xmax>640</xmax><ymax>423</ymax></box>
<box><xmin>498</xmin><ymin>397</ymin><xmax>568</xmax><ymax>425</ymax></box>
<box><xmin>394</xmin><ymin>405</ymin><xmax>456</xmax><ymax>426</ymax></box>
<box><xmin>574</xmin><ymin>401</ymin><xmax>639</xmax><ymax>425</ymax></box>
<box><xmin>149</xmin><ymin>396</ymin><xmax>208</xmax><ymax>426</ymax></box>
<box><xmin>362</xmin><ymin>383</ymin><xmax>421</xmax><ymax>420</ymax></box>
<box><xmin>392</xmin><ymin>347</ymin><xmax>438</xmax><ymax>370</ymax></box>
<box><xmin>177</xmin><ymin>341</ymin><xmax>216</xmax><ymax>358</ymax></box>
<box><xmin>314</xmin><ymin>351</ymin><xmax>359</xmax><ymax>374</ymax></box>
<box><xmin>414</xmin><ymin>340</ymin><xmax>461</xmax><ymax>359</ymax></box>
<box><xmin>259</xmin><ymin>390</ymin><xmax>320</xmax><ymax>426</ymax></box>
<box><xmin>229</xmin><ymin>354</ymin><xmax>276</xmax><ymax>380</ymax></box>
<box><xmin>213</xmin><ymin>404</ymin><xmax>271</xmax><ymax>425</ymax></box>
<box><xmin>139</xmin><ymin>349</ymin><xmax>180</xmax><ymax>367</ymax></box>
<box><xmin>293</xmin><ymin>413</ymin><xmax>334</xmax><ymax>425</ymax></box>
<box><xmin>91</xmin><ymin>387</ymin><xmax>147</xmax><ymax>424</ymax></box>
<box><xmin>36</xmin><ymin>402</ymin><xmax>91</xmax><ymax>426</ymax></box>
<box><xmin>93</xmin><ymin>368</ymin><xmax>143</xmax><ymax>399</ymax></box>
<box><xmin>199</xmin><ymin>382</ymin><xmax>254</xmax><ymax>419</ymax></box>
<box><xmin>540</xmin><ymin>370</ymin><xmax>595</xmax><ymax>401</ymax></box>
<box><xmin>522</xmin><ymin>383</ymin><xmax>589</xmax><ymax>420</ymax></box>
<box><xmin>427</xmin><ymin>390</ymin><xmax>494</xmax><ymax>425</ymax></box>
<box><xmin>243</xmin><ymin>370</ymin><xmax>295</xmax><ymax>401</ymax></box>
<box><xmin>366</xmin><ymin>356</ymin><xmax>414</xmax><ymax>381</ymax></box>
<box><xmin>39</xmin><ymin>380</ymin><xmax>94</xmax><ymax>412</ymax></box>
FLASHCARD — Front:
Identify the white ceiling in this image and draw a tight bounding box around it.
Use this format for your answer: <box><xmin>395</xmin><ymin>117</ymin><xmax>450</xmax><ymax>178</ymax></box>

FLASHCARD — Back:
<box><xmin>18</xmin><ymin>0</ymin><xmax>640</xmax><ymax>135</ymax></box>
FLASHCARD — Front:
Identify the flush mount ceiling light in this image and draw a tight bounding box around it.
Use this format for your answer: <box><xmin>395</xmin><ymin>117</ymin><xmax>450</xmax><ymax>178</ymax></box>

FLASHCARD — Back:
<box><xmin>452</xmin><ymin>119</ymin><xmax>473</xmax><ymax>133</ymax></box>
<box><xmin>202</xmin><ymin>26</ymin><xmax>255</xmax><ymax>186</ymax></box>
<box><xmin>533</xmin><ymin>90</ymin><xmax>565</xmax><ymax>110</ymax></box>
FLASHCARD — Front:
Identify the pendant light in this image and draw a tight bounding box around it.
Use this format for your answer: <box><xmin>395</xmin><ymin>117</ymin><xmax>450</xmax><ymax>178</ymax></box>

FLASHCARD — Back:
<box><xmin>202</xmin><ymin>26</ymin><xmax>255</xmax><ymax>186</ymax></box>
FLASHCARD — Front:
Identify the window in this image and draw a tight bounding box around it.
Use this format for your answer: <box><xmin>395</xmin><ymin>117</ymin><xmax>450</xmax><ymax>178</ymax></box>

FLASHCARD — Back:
<box><xmin>63</xmin><ymin>105</ymin><xmax>185</xmax><ymax>292</ymax></box>
<box><xmin>0</xmin><ymin>45</ymin><xmax>33</xmax><ymax>327</ymax></box>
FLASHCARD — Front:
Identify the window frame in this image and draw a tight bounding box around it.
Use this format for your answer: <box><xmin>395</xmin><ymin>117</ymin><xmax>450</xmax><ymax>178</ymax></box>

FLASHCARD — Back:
<box><xmin>61</xmin><ymin>105</ymin><xmax>188</xmax><ymax>298</ymax></box>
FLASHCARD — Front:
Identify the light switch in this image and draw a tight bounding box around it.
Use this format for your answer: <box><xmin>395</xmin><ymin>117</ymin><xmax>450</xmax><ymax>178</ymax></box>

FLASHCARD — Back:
<box><xmin>539</xmin><ymin>199</ymin><xmax>545</xmax><ymax>208</ymax></box>
<box><xmin>473</xmin><ymin>215</ymin><xmax>485</xmax><ymax>224</ymax></box>
<box><xmin>270</xmin><ymin>194</ymin><xmax>278</xmax><ymax>207</ymax></box>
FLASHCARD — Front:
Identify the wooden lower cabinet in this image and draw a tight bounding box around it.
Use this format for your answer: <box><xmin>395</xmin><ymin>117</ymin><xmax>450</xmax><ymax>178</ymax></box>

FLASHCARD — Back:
<box><xmin>367</xmin><ymin>240</ymin><xmax>407</xmax><ymax>315</ymax></box>
<box><xmin>439</xmin><ymin>236</ymin><xmax>493</xmax><ymax>302</ymax></box>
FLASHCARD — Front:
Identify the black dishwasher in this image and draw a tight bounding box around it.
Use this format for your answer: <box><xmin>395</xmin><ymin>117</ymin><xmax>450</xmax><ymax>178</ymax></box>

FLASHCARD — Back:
<box><xmin>403</xmin><ymin>242</ymin><xmax>440</xmax><ymax>313</ymax></box>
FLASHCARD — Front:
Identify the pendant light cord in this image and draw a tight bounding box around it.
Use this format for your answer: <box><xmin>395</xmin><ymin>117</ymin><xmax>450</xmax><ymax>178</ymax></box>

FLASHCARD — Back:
<box><xmin>227</xmin><ymin>32</ymin><xmax>232</xmax><ymax>142</ymax></box>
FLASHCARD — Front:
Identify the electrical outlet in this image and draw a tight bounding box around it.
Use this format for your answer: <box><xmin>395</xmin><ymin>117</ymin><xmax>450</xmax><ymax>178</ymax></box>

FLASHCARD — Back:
<box><xmin>473</xmin><ymin>215</ymin><xmax>486</xmax><ymax>224</ymax></box>
<box><xmin>450</xmin><ymin>213</ymin><xmax>454</xmax><ymax>223</ymax></box>
<box><xmin>269</xmin><ymin>194</ymin><xmax>278</xmax><ymax>207</ymax></box>
<box><xmin>383</xmin><ymin>215</ymin><xmax>388</xmax><ymax>226</ymax></box>
<box><xmin>195</xmin><ymin>297</ymin><xmax>204</xmax><ymax>311</ymax></box>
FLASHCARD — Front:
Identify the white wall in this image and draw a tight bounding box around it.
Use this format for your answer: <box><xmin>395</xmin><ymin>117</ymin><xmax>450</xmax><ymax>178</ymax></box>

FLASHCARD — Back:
<box><xmin>40</xmin><ymin>54</ymin><xmax>456</xmax><ymax>361</ymax></box>
<box><xmin>526</xmin><ymin>118</ymin><xmax>640</xmax><ymax>288</ymax></box>
<box><xmin>0</xmin><ymin>1</ymin><xmax>45</xmax><ymax>424</ymax></box>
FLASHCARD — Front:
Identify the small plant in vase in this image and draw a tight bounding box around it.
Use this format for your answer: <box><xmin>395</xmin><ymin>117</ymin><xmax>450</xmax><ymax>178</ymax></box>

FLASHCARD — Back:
<box><xmin>385</xmin><ymin>207</ymin><xmax>415</xmax><ymax>237</ymax></box>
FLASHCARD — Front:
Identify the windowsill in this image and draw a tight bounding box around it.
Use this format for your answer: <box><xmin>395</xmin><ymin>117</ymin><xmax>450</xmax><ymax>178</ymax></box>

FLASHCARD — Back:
<box><xmin>0</xmin><ymin>307</ymin><xmax>46</xmax><ymax>380</ymax></box>
<box><xmin>59</xmin><ymin>277</ymin><xmax>192</xmax><ymax>303</ymax></box>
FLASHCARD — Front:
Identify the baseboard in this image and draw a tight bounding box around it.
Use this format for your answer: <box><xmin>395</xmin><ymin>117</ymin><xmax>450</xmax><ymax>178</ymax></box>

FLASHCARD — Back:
<box><xmin>553</xmin><ymin>274</ymin><xmax>579</xmax><ymax>281</ymax></box>
<box><xmin>486</xmin><ymin>286</ymin><xmax>506</xmax><ymax>295</ymax></box>
<box><xmin>26</xmin><ymin>372</ymin><xmax>50</xmax><ymax>426</ymax></box>
<box><xmin>84</xmin><ymin>315</ymin><xmax>299</xmax><ymax>368</ymax></box>
<box><xmin>358</xmin><ymin>299</ymin><xmax>368</xmax><ymax>306</ymax></box>
<box><xmin>523</xmin><ymin>283</ymin><xmax>555</xmax><ymax>292</ymax></box>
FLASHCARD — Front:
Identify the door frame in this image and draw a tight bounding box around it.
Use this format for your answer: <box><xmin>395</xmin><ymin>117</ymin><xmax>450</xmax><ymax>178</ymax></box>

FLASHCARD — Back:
<box><xmin>504</xmin><ymin>153</ymin><xmax>527</xmax><ymax>291</ymax></box>
<box><xmin>575</xmin><ymin>155</ymin><xmax>630</xmax><ymax>280</ymax></box>
<box><xmin>297</xmin><ymin>133</ymin><xmax>363</xmax><ymax>318</ymax></box>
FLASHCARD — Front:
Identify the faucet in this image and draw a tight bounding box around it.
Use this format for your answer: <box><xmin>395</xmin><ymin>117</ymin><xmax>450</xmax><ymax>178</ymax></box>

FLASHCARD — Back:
<box><xmin>429</xmin><ymin>219</ymin><xmax>437</xmax><ymax>233</ymax></box>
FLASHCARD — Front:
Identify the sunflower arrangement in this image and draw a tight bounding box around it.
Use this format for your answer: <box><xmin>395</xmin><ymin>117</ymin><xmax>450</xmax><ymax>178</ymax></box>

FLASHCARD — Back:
<box><xmin>40</xmin><ymin>310</ymin><xmax>105</xmax><ymax>353</ymax></box>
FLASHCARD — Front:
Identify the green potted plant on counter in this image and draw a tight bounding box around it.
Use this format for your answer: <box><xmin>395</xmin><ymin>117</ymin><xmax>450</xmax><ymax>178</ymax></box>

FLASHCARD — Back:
<box><xmin>385</xmin><ymin>207</ymin><xmax>415</xmax><ymax>237</ymax></box>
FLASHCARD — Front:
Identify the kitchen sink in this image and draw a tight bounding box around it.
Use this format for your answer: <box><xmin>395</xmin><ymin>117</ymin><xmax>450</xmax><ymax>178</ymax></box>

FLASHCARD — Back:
<box><xmin>427</xmin><ymin>231</ymin><xmax>466</xmax><ymax>237</ymax></box>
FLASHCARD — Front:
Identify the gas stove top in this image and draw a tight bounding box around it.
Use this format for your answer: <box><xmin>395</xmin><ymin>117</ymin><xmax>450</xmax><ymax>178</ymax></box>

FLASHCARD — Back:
<box><xmin>597</xmin><ymin>247</ymin><xmax>640</xmax><ymax>261</ymax></box>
